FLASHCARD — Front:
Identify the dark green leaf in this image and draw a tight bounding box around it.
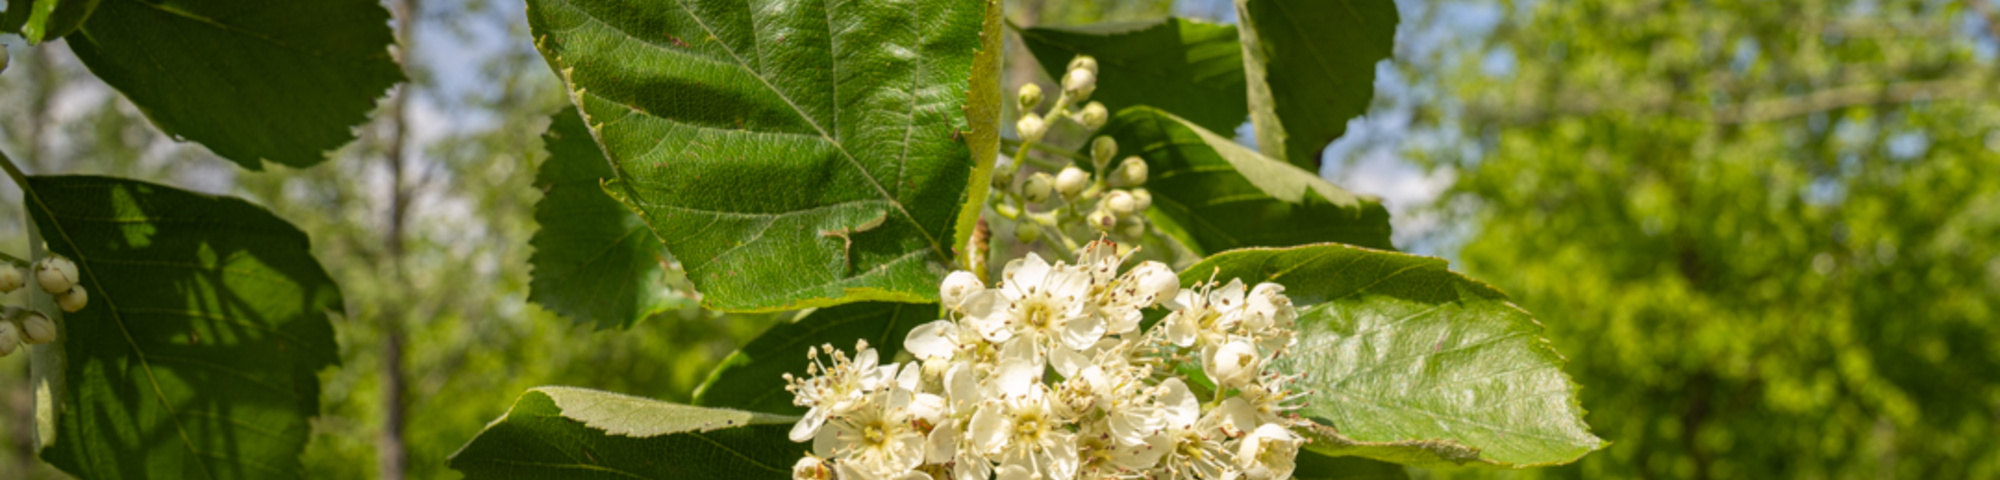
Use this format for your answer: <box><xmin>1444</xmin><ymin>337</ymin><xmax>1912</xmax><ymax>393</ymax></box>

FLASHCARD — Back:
<box><xmin>692</xmin><ymin>302</ymin><xmax>938</xmax><ymax>415</ymax></box>
<box><xmin>954</xmin><ymin>0</ymin><xmax>1003</xmax><ymax>274</ymax></box>
<box><xmin>1294</xmin><ymin>450</ymin><xmax>1413</xmax><ymax>480</ymax></box>
<box><xmin>1236</xmin><ymin>0</ymin><xmax>1397</xmax><ymax>168</ymax></box>
<box><xmin>1184</xmin><ymin>244</ymin><xmax>1605</xmax><ymax>467</ymax></box>
<box><xmin>450</xmin><ymin>386</ymin><xmax>800</xmax><ymax>480</ymax></box>
<box><xmin>1020</xmin><ymin>17</ymin><xmax>1248</xmax><ymax>134</ymax></box>
<box><xmin>1</xmin><ymin>0</ymin><xmax>100</xmax><ymax>43</ymax></box>
<box><xmin>529</xmin><ymin>107</ymin><xmax>692</xmax><ymax>329</ymax></box>
<box><xmin>1098</xmin><ymin>106</ymin><xmax>1390</xmax><ymax>254</ymax></box>
<box><xmin>527</xmin><ymin>0</ymin><xmax>986</xmax><ymax>311</ymax></box>
<box><xmin>24</xmin><ymin>175</ymin><xmax>342</xmax><ymax>479</ymax></box>
<box><xmin>65</xmin><ymin>0</ymin><xmax>402</xmax><ymax>169</ymax></box>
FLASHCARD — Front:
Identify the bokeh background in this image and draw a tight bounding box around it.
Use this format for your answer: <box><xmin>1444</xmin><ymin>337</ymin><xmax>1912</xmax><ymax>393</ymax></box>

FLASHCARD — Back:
<box><xmin>2</xmin><ymin>0</ymin><xmax>1997</xmax><ymax>478</ymax></box>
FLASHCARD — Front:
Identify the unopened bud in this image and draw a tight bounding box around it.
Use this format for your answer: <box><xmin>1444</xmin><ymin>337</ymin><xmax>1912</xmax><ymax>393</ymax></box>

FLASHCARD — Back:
<box><xmin>940</xmin><ymin>271</ymin><xmax>983</xmax><ymax>308</ymax></box>
<box><xmin>1118</xmin><ymin>215</ymin><xmax>1147</xmax><ymax>239</ymax></box>
<box><xmin>1115</xmin><ymin>156</ymin><xmax>1149</xmax><ymax>186</ymax></box>
<box><xmin>1055</xmin><ymin>167</ymin><xmax>1090</xmax><ymax>199</ymax></box>
<box><xmin>991</xmin><ymin>157</ymin><xmax>1016</xmax><ymax>189</ymax></box>
<box><xmin>1104</xmin><ymin>190</ymin><xmax>1137</xmax><ymax>216</ymax></box>
<box><xmin>1021</xmin><ymin>172</ymin><xmax>1054</xmax><ymax>204</ymax></box>
<box><xmin>0</xmin><ymin>322</ymin><xmax>16</xmax><ymax>357</ymax></box>
<box><xmin>1015</xmin><ymin>223</ymin><xmax>1042</xmax><ymax>244</ymax></box>
<box><xmin>19</xmin><ymin>312</ymin><xmax>54</xmax><ymax>344</ymax></box>
<box><xmin>1130</xmin><ymin>188</ymin><xmax>1153</xmax><ymax>211</ymax></box>
<box><xmin>1090</xmin><ymin>136</ymin><xmax>1118</xmax><ymax>168</ymax></box>
<box><xmin>1068</xmin><ymin>55</ymin><xmax>1099</xmax><ymax>76</ymax></box>
<box><xmin>1017</xmin><ymin>113</ymin><xmax>1047</xmax><ymax>143</ymax></box>
<box><xmin>37</xmin><ymin>256</ymin><xmax>78</xmax><ymax>294</ymax></box>
<box><xmin>1077</xmin><ymin>102</ymin><xmax>1108</xmax><ymax>131</ymax></box>
<box><xmin>1017</xmin><ymin>83</ymin><xmax>1044</xmax><ymax>111</ymax></box>
<box><xmin>792</xmin><ymin>456</ymin><xmax>833</xmax><ymax>480</ymax></box>
<box><xmin>0</xmin><ymin>265</ymin><xmax>22</xmax><ymax>293</ymax></box>
<box><xmin>1088</xmin><ymin>210</ymin><xmax>1118</xmax><ymax>232</ymax></box>
<box><xmin>57</xmin><ymin>285</ymin><xmax>87</xmax><ymax>312</ymax></box>
<box><xmin>1063</xmin><ymin>68</ymin><xmax>1096</xmax><ymax>103</ymax></box>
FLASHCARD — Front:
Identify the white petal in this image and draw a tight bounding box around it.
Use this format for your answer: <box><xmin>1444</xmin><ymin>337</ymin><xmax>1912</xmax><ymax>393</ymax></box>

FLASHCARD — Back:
<box><xmin>856</xmin><ymin>347</ymin><xmax>880</xmax><ymax>370</ymax></box>
<box><xmin>897</xmin><ymin>362</ymin><xmax>923</xmax><ymax>391</ymax></box>
<box><xmin>994</xmin><ymin>359</ymin><xmax>1041</xmax><ymax>398</ymax></box>
<box><xmin>813</xmin><ymin>422</ymin><xmax>842</xmax><ymax>458</ymax></box>
<box><xmin>1059</xmin><ymin>312</ymin><xmax>1106</xmax><ymax>351</ymax></box>
<box><xmin>892</xmin><ymin>471</ymin><xmax>933</xmax><ymax>480</ymax></box>
<box><xmin>927</xmin><ymin>420</ymin><xmax>959</xmax><ymax>464</ymax></box>
<box><xmin>908</xmin><ymin>393</ymin><xmax>948</xmax><ymax>424</ymax></box>
<box><xmin>1212</xmin><ymin>279</ymin><xmax>1246</xmax><ymax>312</ymax></box>
<box><xmin>1042</xmin><ymin>430</ymin><xmax>1080</xmax><ymax>480</ymax></box>
<box><xmin>970</xmin><ymin>406</ymin><xmax>1011</xmax><ymax>454</ymax></box>
<box><xmin>1209</xmin><ymin>397</ymin><xmax>1259</xmax><ymax>437</ymax></box>
<box><xmin>1115</xmin><ymin>434</ymin><xmax>1173</xmax><ymax>470</ymax></box>
<box><xmin>1109</xmin><ymin>406</ymin><xmax>1161</xmax><ymax>446</ymax></box>
<box><xmin>892</xmin><ymin>430</ymin><xmax>928</xmax><ymax>471</ymax></box>
<box><xmin>1166</xmin><ymin>313</ymin><xmax>1197</xmax><ymax>347</ymax></box>
<box><xmin>962</xmin><ymin>291</ymin><xmax>1015</xmax><ymax>343</ymax></box>
<box><xmin>954</xmin><ymin>451</ymin><xmax>992</xmax><ymax>480</ymax></box>
<box><xmin>941</xmin><ymin>271</ymin><xmax>984</xmax><ymax>309</ymax></box>
<box><xmin>790</xmin><ymin>407</ymin><xmax>828</xmax><ymax>442</ymax></box>
<box><xmin>945</xmin><ymin>362</ymin><xmax>980</xmax><ymax>413</ymax></box>
<box><xmin>1158</xmin><ymin>378</ymin><xmax>1199</xmax><ymax>428</ymax></box>
<box><xmin>905</xmin><ymin>320</ymin><xmax>960</xmax><ymax>360</ymax></box>
<box><xmin>1050</xmin><ymin>346</ymin><xmax>1090</xmax><ymax>379</ymax></box>
<box><xmin>995</xmin><ymin>464</ymin><xmax>1033</xmax><ymax>480</ymax></box>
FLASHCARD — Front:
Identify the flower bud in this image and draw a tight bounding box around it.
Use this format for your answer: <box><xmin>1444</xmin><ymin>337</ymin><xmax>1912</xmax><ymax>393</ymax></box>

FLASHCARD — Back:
<box><xmin>792</xmin><ymin>456</ymin><xmax>833</xmax><ymax>480</ymax></box>
<box><xmin>1130</xmin><ymin>188</ymin><xmax>1153</xmax><ymax>211</ymax></box>
<box><xmin>1104</xmin><ymin>190</ymin><xmax>1137</xmax><ymax>216</ymax></box>
<box><xmin>1063</xmin><ymin>68</ymin><xmax>1096</xmax><ymax>103</ymax></box>
<box><xmin>1015</xmin><ymin>223</ymin><xmax>1042</xmax><ymax>244</ymax></box>
<box><xmin>57</xmin><ymin>284</ymin><xmax>87</xmax><ymax>313</ymax></box>
<box><xmin>19</xmin><ymin>311</ymin><xmax>55</xmax><ymax>344</ymax></box>
<box><xmin>1115</xmin><ymin>156</ymin><xmax>1149</xmax><ymax>187</ymax></box>
<box><xmin>1055</xmin><ymin>167</ymin><xmax>1090</xmax><ymax>199</ymax></box>
<box><xmin>991</xmin><ymin>157</ymin><xmax>1016</xmax><ymax>189</ymax></box>
<box><xmin>0</xmin><ymin>322</ymin><xmax>17</xmax><ymax>357</ymax></box>
<box><xmin>1068</xmin><ymin>55</ymin><xmax>1098</xmax><ymax>76</ymax></box>
<box><xmin>1088</xmin><ymin>210</ymin><xmax>1118</xmax><ymax>232</ymax></box>
<box><xmin>1118</xmin><ymin>215</ymin><xmax>1147</xmax><ymax>239</ymax></box>
<box><xmin>1017</xmin><ymin>83</ymin><xmax>1044</xmax><ymax>111</ymax></box>
<box><xmin>37</xmin><ymin>256</ymin><xmax>78</xmax><ymax>294</ymax></box>
<box><xmin>1090</xmin><ymin>136</ymin><xmax>1118</xmax><ymax>168</ymax></box>
<box><xmin>1021</xmin><ymin>172</ymin><xmax>1054</xmax><ymax>204</ymax></box>
<box><xmin>0</xmin><ymin>265</ymin><xmax>23</xmax><ymax>293</ymax></box>
<box><xmin>940</xmin><ymin>271</ymin><xmax>983</xmax><ymax>309</ymax></box>
<box><xmin>1016</xmin><ymin>113</ymin><xmax>1047</xmax><ymax>144</ymax></box>
<box><xmin>1077</xmin><ymin>102</ymin><xmax>1108</xmax><ymax>131</ymax></box>
<box><xmin>1127</xmin><ymin>261</ymin><xmax>1180</xmax><ymax>306</ymax></box>
<box><xmin>1207</xmin><ymin>337</ymin><xmax>1262</xmax><ymax>387</ymax></box>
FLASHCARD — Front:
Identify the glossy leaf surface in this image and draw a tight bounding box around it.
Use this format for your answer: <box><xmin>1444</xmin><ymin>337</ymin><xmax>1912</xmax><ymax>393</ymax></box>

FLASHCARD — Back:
<box><xmin>529</xmin><ymin>107</ymin><xmax>690</xmax><ymax>329</ymax></box>
<box><xmin>1020</xmin><ymin>17</ymin><xmax>1248</xmax><ymax>134</ymax></box>
<box><xmin>1235</xmin><ymin>0</ymin><xmax>1396</xmax><ymax>167</ymax></box>
<box><xmin>450</xmin><ymin>387</ymin><xmax>799</xmax><ymax>480</ymax></box>
<box><xmin>527</xmin><ymin>0</ymin><xmax>987</xmax><ymax>311</ymax></box>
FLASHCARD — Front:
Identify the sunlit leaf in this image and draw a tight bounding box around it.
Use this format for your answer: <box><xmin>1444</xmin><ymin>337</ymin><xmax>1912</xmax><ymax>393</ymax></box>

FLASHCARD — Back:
<box><xmin>1020</xmin><ymin>17</ymin><xmax>1248</xmax><ymax>134</ymax></box>
<box><xmin>529</xmin><ymin>106</ymin><xmax>692</xmax><ymax>329</ymax></box>
<box><xmin>450</xmin><ymin>386</ymin><xmax>799</xmax><ymax>480</ymax></box>
<box><xmin>692</xmin><ymin>302</ymin><xmax>937</xmax><ymax>414</ymax></box>
<box><xmin>1236</xmin><ymin>0</ymin><xmax>1397</xmax><ymax>168</ymax></box>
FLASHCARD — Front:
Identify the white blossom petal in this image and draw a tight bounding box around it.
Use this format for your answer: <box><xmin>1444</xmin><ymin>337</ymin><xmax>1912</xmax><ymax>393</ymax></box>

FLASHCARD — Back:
<box><xmin>905</xmin><ymin>320</ymin><xmax>960</xmax><ymax>360</ymax></box>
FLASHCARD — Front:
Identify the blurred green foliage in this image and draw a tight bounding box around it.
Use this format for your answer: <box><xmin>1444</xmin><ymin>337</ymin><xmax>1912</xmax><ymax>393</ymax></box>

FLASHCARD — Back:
<box><xmin>1403</xmin><ymin>0</ymin><xmax>2000</xmax><ymax>478</ymax></box>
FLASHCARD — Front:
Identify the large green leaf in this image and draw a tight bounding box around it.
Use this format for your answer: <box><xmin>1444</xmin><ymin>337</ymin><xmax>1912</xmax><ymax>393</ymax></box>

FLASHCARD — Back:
<box><xmin>1235</xmin><ymin>0</ymin><xmax>1397</xmax><ymax>168</ymax></box>
<box><xmin>64</xmin><ymin>0</ymin><xmax>402</xmax><ymax>169</ymax></box>
<box><xmin>953</xmin><ymin>0</ymin><xmax>1003</xmax><ymax>275</ymax></box>
<box><xmin>1184</xmin><ymin>244</ymin><xmax>1605</xmax><ymax>468</ymax></box>
<box><xmin>528</xmin><ymin>0</ymin><xmax>986</xmax><ymax>312</ymax></box>
<box><xmin>23</xmin><ymin>176</ymin><xmax>342</xmax><ymax>479</ymax></box>
<box><xmin>450</xmin><ymin>386</ymin><xmax>800</xmax><ymax>480</ymax></box>
<box><xmin>529</xmin><ymin>106</ymin><xmax>692</xmax><ymax>329</ymax></box>
<box><xmin>1097</xmin><ymin>106</ymin><xmax>1390</xmax><ymax>254</ymax></box>
<box><xmin>1020</xmin><ymin>18</ymin><xmax>1248</xmax><ymax>135</ymax></box>
<box><xmin>692</xmin><ymin>302</ymin><xmax>937</xmax><ymax>415</ymax></box>
<box><xmin>1</xmin><ymin>0</ymin><xmax>100</xmax><ymax>43</ymax></box>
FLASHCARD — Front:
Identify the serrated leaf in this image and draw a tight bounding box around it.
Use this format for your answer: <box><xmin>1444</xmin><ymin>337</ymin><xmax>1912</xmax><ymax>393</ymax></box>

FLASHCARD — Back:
<box><xmin>23</xmin><ymin>176</ymin><xmax>342</xmax><ymax>479</ymax></box>
<box><xmin>1235</xmin><ymin>0</ymin><xmax>1397</xmax><ymax>168</ymax></box>
<box><xmin>1021</xmin><ymin>17</ymin><xmax>1248</xmax><ymax>135</ymax></box>
<box><xmin>954</xmin><ymin>0</ymin><xmax>1003</xmax><ymax>275</ymax></box>
<box><xmin>1184</xmin><ymin>244</ymin><xmax>1605</xmax><ymax>468</ymax></box>
<box><xmin>527</xmin><ymin>0</ymin><xmax>986</xmax><ymax>312</ymax></box>
<box><xmin>693</xmin><ymin>302</ymin><xmax>937</xmax><ymax>414</ymax></box>
<box><xmin>64</xmin><ymin>0</ymin><xmax>402</xmax><ymax>169</ymax></box>
<box><xmin>529</xmin><ymin>106</ymin><xmax>692</xmax><ymax>329</ymax></box>
<box><xmin>449</xmin><ymin>386</ymin><xmax>800</xmax><ymax>480</ymax></box>
<box><xmin>1098</xmin><ymin>106</ymin><xmax>1390</xmax><ymax>254</ymax></box>
<box><xmin>1</xmin><ymin>0</ymin><xmax>100</xmax><ymax>43</ymax></box>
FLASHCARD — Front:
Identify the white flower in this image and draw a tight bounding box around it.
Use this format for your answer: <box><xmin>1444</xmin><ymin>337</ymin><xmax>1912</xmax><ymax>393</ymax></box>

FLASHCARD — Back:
<box><xmin>967</xmin><ymin>254</ymin><xmax>1102</xmax><ymax>365</ymax></box>
<box><xmin>1075</xmin><ymin>418</ymin><xmax>1170</xmax><ymax>479</ymax></box>
<box><xmin>1164</xmin><ymin>279</ymin><xmax>1247</xmax><ymax>348</ymax></box>
<box><xmin>971</xmin><ymin>370</ymin><xmax>1079</xmax><ymax>480</ymax></box>
<box><xmin>786</xmin><ymin>341</ymin><xmax>897</xmax><ymax>442</ymax></box>
<box><xmin>941</xmin><ymin>271</ymin><xmax>985</xmax><ymax>311</ymax></box>
<box><xmin>1236</xmin><ymin>424</ymin><xmax>1303</xmax><ymax>480</ymax></box>
<box><xmin>794</xmin><ymin>455</ymin><xmax>834</xmax><ymax>480</ymax></box>
<box><xmin>1154</xmin><ymin>378</ymin><xmax>1239</xmax><ymax>480</ymax></box>
<box><xmin>1204</xmin><ymin>337</ymin><xmax>1263</xmax><ymax>389</ymax></box>
<box><xmin>814</xmin><ymin>389</ymin><xmax>929</xmax><ymax>479</ymax></box>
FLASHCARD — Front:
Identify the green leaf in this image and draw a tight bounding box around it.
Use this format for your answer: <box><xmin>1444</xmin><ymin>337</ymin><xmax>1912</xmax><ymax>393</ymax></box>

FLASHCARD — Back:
<box><xmin>529</xmin><ymin>106</ymin><xmax>693</xmax><ymax>329</ymax></box>
<box><xmin>527</xmin><ymin>0</ymin><xmax>986</xmax><ymax>312</ymax></box>
<box><xmin>1</xmin><ymin>0</ymin><xmax>101</xmax><ymax>43</ymax></box>
<box><xmin>64</xmin><ymin>0</ymin><xmax>402</xmax><ymax>169</ymax></box>
<box><xmin>1021</xmin><ymin>17</ymin><xmax>1248</xmax><ymax>135</ymax></box>
<box><xmin>1294</xmin><ymin>450</ymin><xmax>1412</xmax><ymax>480</ymax></box>
<box><xmin>450</xmin><ymin>386</ymin><xmax>800</xmax><ymax>480</ymax></box>
<box><xmin>692</xmin><ymin>302</ymin><xmax>937</xmax><ymax>415</ymax></box>
<box><xmin>1184</xmin><ymin>244</ymin><xmax>1605</xmax><ymax>468</ymax></box>
<box><xmin>1097</xmin><ymin>106</ymin><xmax>1391</xmax><ymax>254</ymax></box>
<box><xmin>954</xmin><ymin>0</ymin><xmax>1003</xmax><ymax>275</ymax></box>
<box><xmin>23</xmin><ymin>175</ymin><xmax>342</xmax><ymax>479</ymax></box>
<box><xmin>1235</xmin><ymin>0</ymin><xmax>1397</xmax><ymax>168</ymax></box>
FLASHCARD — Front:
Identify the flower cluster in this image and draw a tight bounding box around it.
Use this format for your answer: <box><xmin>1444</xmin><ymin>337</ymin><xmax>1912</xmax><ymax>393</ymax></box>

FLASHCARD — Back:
<box><xmin>0</xmin><ymin>255</ymin><xmax>84</xmax><ymax>357</ymax></box>
<box><xmin>786</xmin><ymin>242</ymin><xmax>1310</xmax><ymax>480</ymax></box>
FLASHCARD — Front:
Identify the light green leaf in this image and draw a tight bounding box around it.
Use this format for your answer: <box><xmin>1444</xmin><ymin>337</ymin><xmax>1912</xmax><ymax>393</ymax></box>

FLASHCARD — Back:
<box><xmin>1021</xmin><ymin>17</ymin><xmax>1248</xmax><ymax>135</ymax></box>
<box><xmin>449</xmin><ymin>386</ymin><xmax>800</xmax><ymax>480</ymax></box>
<box><xmin>24</xmin><ymin>175</ymin><xmax>342</xmax><ymax>479</ymax></box>
<box><xmin>1184</xmin><ymin>244</ymin><xmax>1605</xmax><ymax>468</ymax></box>
<box><xmin>1098</xmin><ymin>106</ymin><xmax>1391</xmax><ymax>254</ymax></box>
<box><xmin>1294</xmin><ymin>450</ymin><xmax>1413</xmax><ymax>480</ymax></box>
<box><xmin>1235</xmin><ymin>0</ymin><xmax>1397</xmax><ymax>168</ymax></box>
<box><xmin>529</xmin><ymin>106</ymin><xmax>693</xmax><ymax>329</ymax></box>
<box><xmin>954</xmin><ymin>0</ymin><xmax>1003</xmax><ymax>275</ymax></box>
<box><xmin>1</xmin><ymin>0</ymin><xmax>100</xmax><ymax>43</ymax></box>
<box><xmin>693</xmin><ymin>302</ymin><xmax>938</xmax><ymax>414</ymax></box>
<box><xmin>64</xmin><ymin>0</ymin><xmax>402</xmax><ymax>169</ymax></box>
<box><xmin>527</xmin><ymin>0</ymin><xmax>986</xmax><ymax>312</ymax></box>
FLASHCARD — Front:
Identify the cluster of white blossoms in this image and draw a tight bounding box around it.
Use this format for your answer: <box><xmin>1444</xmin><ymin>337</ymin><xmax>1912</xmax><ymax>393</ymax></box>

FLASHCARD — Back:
<box><xmin>0</xmin><ymin>255</ymin><xmax>87</xmax><ymax>357</ymax></box>
<box><xmin>785</xmin><ymin>241</ymin><xmax>1311</xmax><ymax>480</ymax></box>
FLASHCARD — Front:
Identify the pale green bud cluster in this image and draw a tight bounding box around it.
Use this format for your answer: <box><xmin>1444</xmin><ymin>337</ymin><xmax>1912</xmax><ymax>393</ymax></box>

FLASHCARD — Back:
<box><xmin>989</xmin><ymin>55</ymin><xmax>1158</xmax><ymax>250</ymax></box>
<box><xmin>0</xmin><ymin>254</ymin><xmax>89</xmax><ymax>358</ymax></box>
